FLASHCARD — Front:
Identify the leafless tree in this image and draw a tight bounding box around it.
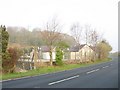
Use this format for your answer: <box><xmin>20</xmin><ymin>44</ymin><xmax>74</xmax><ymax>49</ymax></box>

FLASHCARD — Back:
<box><xmin>70</xmin><ymin>22</ymin><xmax>83</xmax><ymax>45</ymax></box>
<box><xmin>40</xmin><ymin>17</ymin><xmax>62</xmax><ymax>66</ymax></box>
<box><xmin>89</xmin><ymin>29</ymin><xmax>103</xmax><ymax>61</ymax></box>
<box><xmin>84</xmin><ymin>24</ymin><xmax>91</xmax><ymax>45</ymax></box>
<box><xmin>89</xmin><ymin>29</ymin><xmax>103</xmax><ymax>46</ymax></box>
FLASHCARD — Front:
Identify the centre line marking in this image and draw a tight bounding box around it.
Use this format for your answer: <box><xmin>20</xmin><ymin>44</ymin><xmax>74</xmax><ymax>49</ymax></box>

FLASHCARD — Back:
<box><xmin>48</xmin><ymin>75</ymin><xmax>79</xmax><ymax>85</ymax></box>
<box><xmin>102</xmin><ymin>66</ymin><xmax>109</xmax><ymax>68</ymax></box>
<box><xmin>86</xmin><ymin>69</ymin><xmax>99</xmax><ymax>74</ymax></box>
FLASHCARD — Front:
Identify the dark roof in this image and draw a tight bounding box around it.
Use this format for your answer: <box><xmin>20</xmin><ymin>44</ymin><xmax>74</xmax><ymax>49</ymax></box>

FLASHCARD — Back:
<box><xmin>70</xmin><ymin>44</ymin><xmax>99</xmax><ymax>53</ymax></box>
<box><xmin>40</xmin><ymin>45</ymin><xmax>99</xmax><ymax>53</ymax></box>
<box><xmin>89</xmin><ymin>46</ymin><xmax>99</xmax><ymax>53</ymax></box>
<box><xmin>40</xmin><ymin>46</ymin><xmax>50</xmax><ymax>52</ymax></box>
<box><xmin>70</xmin><ymin>44</ymin><xmax>86</xmax><ymax>52</ymax></box>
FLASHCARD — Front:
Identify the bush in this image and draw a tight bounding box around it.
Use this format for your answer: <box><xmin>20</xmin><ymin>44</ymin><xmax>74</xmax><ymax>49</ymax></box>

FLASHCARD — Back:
<box><xmin>64</xmin><ymin>60</ymin><xmax>81</xmax><ymax>65</ymax></box>
<box><xmin>97</xmin><ymin>40</ymin><xmax>112</xmax><ymax>59</ymax></box>
<box><xmin>55</xmin><ymin>49</ymin><xmax>64</xmax><ymax>66</ymax></box>
<box><xmin>2</xmin><ymin>48</ymin><xmax>23</xmax><ymax>73</ymax></box>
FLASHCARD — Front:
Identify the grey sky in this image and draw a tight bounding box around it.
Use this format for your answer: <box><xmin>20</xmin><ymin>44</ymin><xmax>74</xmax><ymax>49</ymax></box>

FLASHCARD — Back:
<box><xmin>0</xmin><ymin>0</ymin><xmax>118</xmax><ymax>52</ymax></box>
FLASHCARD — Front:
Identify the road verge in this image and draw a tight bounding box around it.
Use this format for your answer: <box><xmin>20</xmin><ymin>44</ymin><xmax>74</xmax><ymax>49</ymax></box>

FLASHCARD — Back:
<box><xmin>1</xmin><ymin>58</ymin><xmax>112</xmax><ymax>81</ymax></box>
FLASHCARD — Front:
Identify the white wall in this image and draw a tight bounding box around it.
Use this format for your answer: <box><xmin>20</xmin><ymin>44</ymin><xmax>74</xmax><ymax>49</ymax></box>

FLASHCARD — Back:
<box><xmin>42</xmin><ymin>52</ymin><xmax>56</xmax><ymax>60</ymax></box>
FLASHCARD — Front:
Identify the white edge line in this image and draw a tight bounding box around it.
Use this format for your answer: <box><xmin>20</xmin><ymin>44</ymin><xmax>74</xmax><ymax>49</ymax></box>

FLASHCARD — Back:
<box><xmin>102</xmin><ymin>66</ymin><xmax>109</xmax><ymax>68</ymax></box>
<box><xmin>86</xmin><ymin>69</ymin><xmax>99</xmax><ymax>74</ymax></box>
<box><xmin>48</xmin><ymin>75</ymin><xmax>79</xmax><ymax>85</ymax></box>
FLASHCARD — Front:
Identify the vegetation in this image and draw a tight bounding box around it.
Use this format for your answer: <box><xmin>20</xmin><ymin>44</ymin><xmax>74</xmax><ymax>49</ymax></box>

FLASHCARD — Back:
<box><xmin>1</xmin><ymin>26</ymin><xmax>23</xmax><ymax>73</ymax></box>
<box><xmin>7</xmin><ymin>27</ymin><xmax>76</xmax><ymax>48</ymax></box>
<box><xmin>1</xmin><ymin>25</ymin><xmax>9</xmax><ymax>53</ymax></box>
<box><xmin>7</xmin><ymin>25</ymin><xmax>76</xmax><ymax>67</ymax></box>
<box><xmin>2</xmin><ymin>48</ymin><xmax>23</xmax><ymax>73</ymax></box>
<box><xmin>1</xmin><ymin>25</ymin><xmax>9</xmax><ymax>73</ymax></box>
<box><xmin>110</xmin><ymin>51</ymin><xmax>120</xmax><ymax>56</ymax></box>
<box><xmin>1</xmin><ymin>18</ymin><xmax>112</xmax><ymax>75</ymax></box>
<box><xmin>40</xmin><ymin>17</ymin><xmax>63</xmax><ymax>66</ymax></box>
<box><xmin>0</xmin><ymin>27</ymin><xmax>2</xmax><ymax>72</ymax></box>
<box><xmin>55</xmin><ymin>41</ymin><xmax>70</xmax><ymax>66</ymax></box>
<box><xmin>70</xmin><ymin>22</ymin><xmax>82</xmax><ymax>45</ymax></box>
<box><xmin>97</xmin><ymin>40</ymin><xmax>112</xmax><ymax>59</ymax></box>
<box><xmin>56</xmin><ymin>41</ymin><xmax>70</xmax><ymax>49</ymax></box>
<box><xmin>7</xmin><ymin>27</ymin><xmax>44</xmax><ymax>46</ymax></box>
<box><xmin>55</xmin><ymin>49</ymin><xmax>64</xmax><ymax>66</ymax></box>
<box><xmin>1</xmin><ymin>57</ymin><xmax>112</xmax><ymax>80</ymax></box>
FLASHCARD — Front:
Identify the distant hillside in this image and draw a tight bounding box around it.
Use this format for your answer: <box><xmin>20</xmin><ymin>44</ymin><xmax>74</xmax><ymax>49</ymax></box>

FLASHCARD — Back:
<box><xmin>60</xmin><ymin>33</ymin><xmax>77</xmax><ymax>47</ymax></box>
<box><xmin>7</xmin><ymin>26</ymin><xmax>77</xmax><ymax>47</ymax></box>
<box><xmin>110</xmin><ymin>51</ymin><xmax>120</xmax><ymax>56</ymax></box>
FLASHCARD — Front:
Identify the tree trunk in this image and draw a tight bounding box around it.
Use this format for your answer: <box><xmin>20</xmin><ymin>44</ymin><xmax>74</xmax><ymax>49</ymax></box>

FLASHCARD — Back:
<box><xmin>94</xmin><ymin>53</ymin><xmax>96</xmax><ymax>61</ymax></box>
<box><xmin>34</xmin><ymin>47</ymin><xmax>37</xmax><ymax>69</ymax></box>
<box><xmin>98</xmin><ymin>52</ymin><xmax>101</xmax><ymax>59</ymax></box>
<box><xmin>49</xmin><ymin>50</ymin><xmax>53</xmax><ymax>66</ymax></box>
<box><xmin>98</xmin><ymin>53</ymin><xmax>100</xmax><ymax>59</ymax></box>
<box><xmin>30</xmin><ymin>63</ymin><xmax>32</xmax><ymax>70</ymax></box>
<box><xmin>39</xmin><ymin>51</ymin><xmax>42</xmax><ymax>67</ymax></box>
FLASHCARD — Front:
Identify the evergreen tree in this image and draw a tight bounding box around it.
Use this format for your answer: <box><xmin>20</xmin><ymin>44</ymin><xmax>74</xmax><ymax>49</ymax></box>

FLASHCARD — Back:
<box><xmin>0</xmin><ymin>25</ymin><xmax>9</xmax><ymax>72</ymax></box>
<box><xmin>1</xmin><ymin>25</ymin><xmax>9</xmax><ymax>53</ymax></box>
<box><xmin>55</xmin><ymin>49</ymin><xmax>64</xmax><ymax>66</ymax></box>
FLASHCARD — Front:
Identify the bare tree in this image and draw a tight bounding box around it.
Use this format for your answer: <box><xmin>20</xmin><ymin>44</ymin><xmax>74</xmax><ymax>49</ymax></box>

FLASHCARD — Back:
<box><xmin>40</xmin><ymin>17</ymin><xmax>62</xmax><ymax>66</ymax></box>
<box><xmin>89</xmin><ymin>29</ymin><xmax>103</xmax><ymax>46</ymax></box>
<box><xmin>89</xmin><ymin>29</ymin><xmax>103</xmax><ymax>61</ymax></box>
<box><xmin>70</xmin><ymin>22</ymin><xmax>83</xmax><ymax>45</ymax></box>
<box><xmin>84</xmin><ymin>24</ymin><xmax>91</xmax><ymax>45</ymax></box>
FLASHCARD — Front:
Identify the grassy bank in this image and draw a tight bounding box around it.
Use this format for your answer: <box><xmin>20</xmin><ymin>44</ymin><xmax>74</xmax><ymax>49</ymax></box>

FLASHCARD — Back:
<box><xmin>1</xmin><ymin>58</ymin><xmax>112</xmax><ymax>80</ymax></box>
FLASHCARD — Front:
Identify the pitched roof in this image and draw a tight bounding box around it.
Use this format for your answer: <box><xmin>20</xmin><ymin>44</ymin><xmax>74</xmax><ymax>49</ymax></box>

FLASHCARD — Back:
<box><xmin>40</xmin><ymin>46</ymin><xmax>56</xmax><ymax>52</ymax></box>
<box><xmin>40</xmin><ymin>46</ymin><xmax>50</xmax><ymax>52</ymax></box>
<box><xmin>70</xmin><ymin>44</ymin><xmax>99</xmax><ymax>53</ymax></box>
<box><xmin>40</xmin><ymin>45</ymin><xmax>99</xmax><ymax>53</ymax></box>
<box><xmin>89</xmin><ymin>46</ymin><xmax>99</xmax><ymax>53</ymax></box>
<box><xmin>70</xmin><ymin>44</ymin><xmax>86</xmax><ymax>52</ymax></box>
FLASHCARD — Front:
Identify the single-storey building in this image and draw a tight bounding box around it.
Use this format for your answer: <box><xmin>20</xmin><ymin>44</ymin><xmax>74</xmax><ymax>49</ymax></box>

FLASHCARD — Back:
<box><xmin>40</xmin><ymin>46</ymin><xmax>56</xmax><ymax>60</ymax></box>
<box><xmin>29</xmin><ymin>45</ymin><xmax>98</xmax><ymax>61</ymax></box>
<box><xmin>70</xmin><ymin>44</ymin><xmax>98</xmax><ymax>61</ymax></box>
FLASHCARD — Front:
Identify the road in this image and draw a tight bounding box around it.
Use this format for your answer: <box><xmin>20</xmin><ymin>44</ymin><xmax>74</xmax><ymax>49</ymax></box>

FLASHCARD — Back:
<box><xmin>2</xmin><ymin>56</ymin><xmax>118</xmax><ymax>88</ymax></box>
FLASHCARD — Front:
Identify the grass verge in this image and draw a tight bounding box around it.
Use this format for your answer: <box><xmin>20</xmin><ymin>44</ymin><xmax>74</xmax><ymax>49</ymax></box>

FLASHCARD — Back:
<box><xmin>1</xmin><ymin>58</ymin><xmax>112</xmax><ymax>80</ymax></box>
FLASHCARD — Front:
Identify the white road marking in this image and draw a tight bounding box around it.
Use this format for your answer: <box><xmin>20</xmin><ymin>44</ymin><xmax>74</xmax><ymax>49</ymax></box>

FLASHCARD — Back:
<box><xmin>102</xmin><ymin>66</ymin><xmax>109</xmax><ymax>68</ymax></box>
<box><xmin>48</xmin><ymin>75</ymin><xmax>79</xmax><ymax>85</ymax></box>
<box><xmin>86</xmin><ymin>69</ymin><xmax>99</xmax><ymax>74</ymax></box>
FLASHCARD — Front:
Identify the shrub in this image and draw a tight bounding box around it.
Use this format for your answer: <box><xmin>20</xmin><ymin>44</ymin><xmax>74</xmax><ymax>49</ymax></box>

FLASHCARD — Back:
<box><xmin>64</xmin><ymin>60</ymin><xmax>81</xmax><ymax>65</ymax></box>
<box><xmin>97</xmin><ymin>40</ymin><xmax>112</xmax><ymax>59</ymax></box>
<box><xmin>2</xmin><ymin>48</ymin><xmax>23</xmax><ymax>73</ymax></box>
<box><xmin>55</xmin><ymin>49</ymin><xmax>64</xmax><ymax>66</ymax></box>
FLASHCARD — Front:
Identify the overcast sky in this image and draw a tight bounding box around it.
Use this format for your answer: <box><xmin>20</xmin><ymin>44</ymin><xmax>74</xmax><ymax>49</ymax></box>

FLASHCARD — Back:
<box><xmin>0</xmin><ymin>0</ymin><xmax>118</xmax><ymax>52</ymax></box>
